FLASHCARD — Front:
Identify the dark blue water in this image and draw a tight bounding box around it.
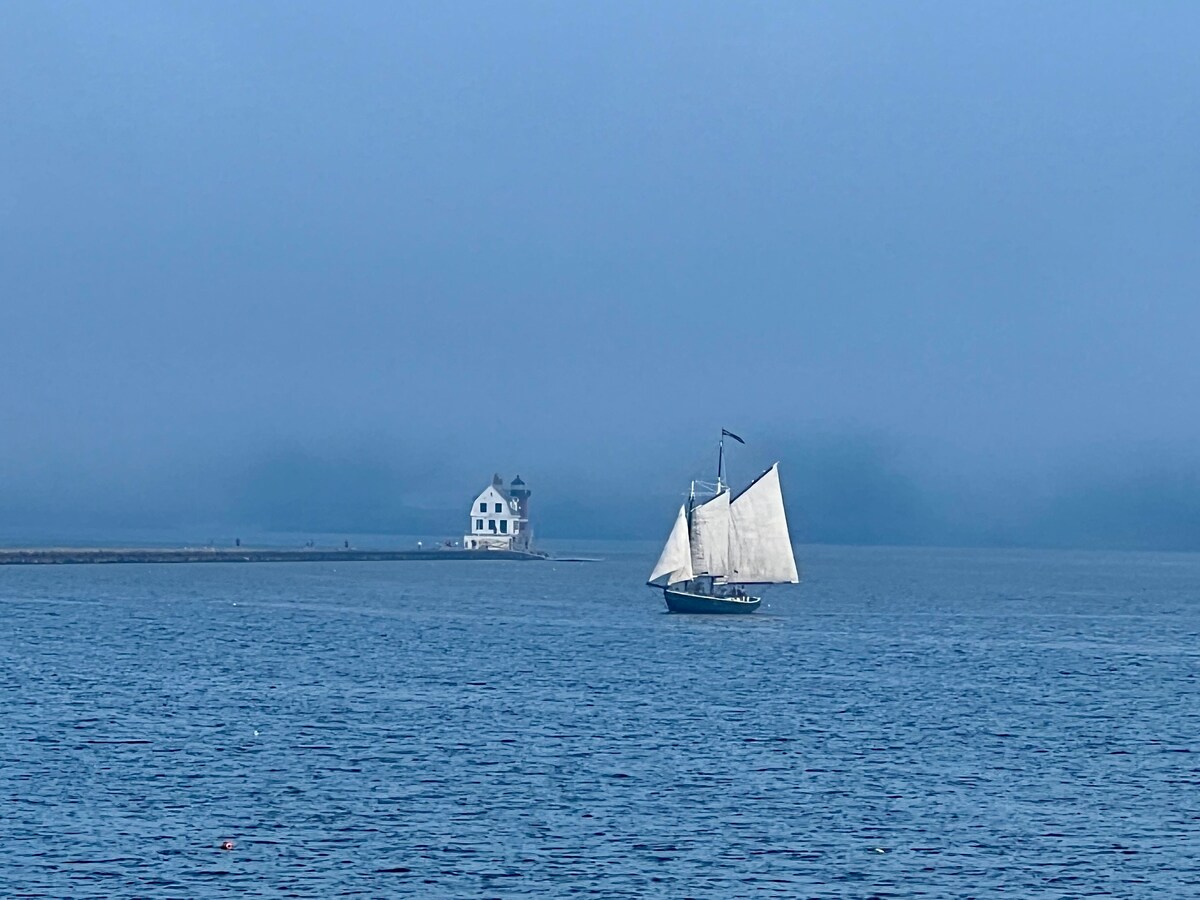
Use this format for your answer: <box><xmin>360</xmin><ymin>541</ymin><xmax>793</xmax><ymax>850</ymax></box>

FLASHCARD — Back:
<box><xmin>3</xmin><ymin>545</ymin><xmax>1199</xmax><ymax>897</ymax></box>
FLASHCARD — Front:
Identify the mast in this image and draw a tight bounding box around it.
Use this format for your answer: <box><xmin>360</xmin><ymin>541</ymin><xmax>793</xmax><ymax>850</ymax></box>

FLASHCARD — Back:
<box><xmin>717</xmin><ymin>428</ymin><xmax>745</xmax><ymax>493</ymax></box>
<box><xmin>716</xmin><ymin>431</ymin><xmax>725</xmax><ymax>493</ymax></box>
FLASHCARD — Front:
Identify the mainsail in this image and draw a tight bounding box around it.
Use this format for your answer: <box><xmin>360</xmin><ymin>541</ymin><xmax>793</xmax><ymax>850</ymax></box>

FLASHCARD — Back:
<box><xmin>728</xmin><ymin>463</ymin><xmax>799</xmax><ymax>584</ymax></box>
<box><xmin>647</xmin><ymin>505</ymin><xmax>694</xmax><ymax>586</ymax></box>
<box><xmin>689</xmin><ymin>489</ymin><xmax>730</xmax><ymax>577</ymax></box>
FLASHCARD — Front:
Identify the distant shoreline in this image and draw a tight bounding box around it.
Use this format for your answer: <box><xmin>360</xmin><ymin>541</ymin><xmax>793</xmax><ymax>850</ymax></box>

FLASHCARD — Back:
<box><xmin>0</xmin><ymin>547</ymin><xmax>546</xmax><ymax>566</ymax></box>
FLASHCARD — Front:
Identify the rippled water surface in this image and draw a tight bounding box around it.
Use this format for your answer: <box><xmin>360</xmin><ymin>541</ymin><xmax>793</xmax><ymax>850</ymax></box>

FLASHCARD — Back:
<box><xmin>3</xmin><ymin>545</ymin><xmax>1199</xmax><ymax>897</ymax></box>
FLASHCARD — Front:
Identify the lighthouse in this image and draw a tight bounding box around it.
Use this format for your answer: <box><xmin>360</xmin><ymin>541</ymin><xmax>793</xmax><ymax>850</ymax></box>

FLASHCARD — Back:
<box><xmin>463</xmin><ymin>474</ymin><xmax>533</xmax><ymax>551</ymax></box>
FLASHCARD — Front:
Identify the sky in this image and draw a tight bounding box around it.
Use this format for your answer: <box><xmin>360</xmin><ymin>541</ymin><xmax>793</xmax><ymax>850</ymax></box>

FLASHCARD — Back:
<box><xmin>2</xmin><ymin>2</ymin><xmax>1199</xmax><ymax>547</ymax></box>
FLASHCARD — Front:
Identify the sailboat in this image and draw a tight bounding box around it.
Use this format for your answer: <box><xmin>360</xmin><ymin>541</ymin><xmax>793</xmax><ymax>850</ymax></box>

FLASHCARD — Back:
<box><xmin>647</xmin><ymin>431</ymin><xmax>799</xmax><ymax>614</ymax></box>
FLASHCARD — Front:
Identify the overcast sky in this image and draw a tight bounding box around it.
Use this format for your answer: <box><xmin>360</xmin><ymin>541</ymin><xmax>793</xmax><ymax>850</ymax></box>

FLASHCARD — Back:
<box><xmin>2</xmin><ymin>2</ymin><xmax>1198</xmax><ymax>546</ymax></box>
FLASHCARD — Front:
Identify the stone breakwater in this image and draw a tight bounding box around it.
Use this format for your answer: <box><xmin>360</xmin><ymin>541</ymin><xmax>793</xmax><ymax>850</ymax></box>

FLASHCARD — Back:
<box><xmin>0</xmin><ymin>547</ymin><xmax>546</xmax><ymax>566</ymax></box>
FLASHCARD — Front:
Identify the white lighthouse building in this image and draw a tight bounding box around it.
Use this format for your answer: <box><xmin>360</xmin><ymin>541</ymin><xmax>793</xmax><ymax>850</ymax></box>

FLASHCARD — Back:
<box><xmin>463</xmin><ymin>474</ymin><xmax>533</xmax><ymax>551</ymax></box>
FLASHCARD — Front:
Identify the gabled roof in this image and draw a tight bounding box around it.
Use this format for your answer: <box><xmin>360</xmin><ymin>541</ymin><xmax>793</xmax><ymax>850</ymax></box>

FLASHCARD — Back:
<box><xmin>473</xmin><ymin>483</ymin><xmax>511</xmax><ymax>504</ymax></box>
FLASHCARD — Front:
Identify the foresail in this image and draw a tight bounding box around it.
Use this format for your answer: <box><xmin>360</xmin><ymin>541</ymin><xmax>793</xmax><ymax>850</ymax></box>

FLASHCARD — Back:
<box><xmin>728</xmin><ymin>463</ymin><xmax>799</xmax><ymax>584</ymax></box>
<box><xmin>648</xmin><ymin>505</ymin><xmax>694</xmax><ymax>586</ymax></box>
<box><xmin>689</xmin><ymin>489</ymin><xmax>730</xmax><ymax>577</ymax></box>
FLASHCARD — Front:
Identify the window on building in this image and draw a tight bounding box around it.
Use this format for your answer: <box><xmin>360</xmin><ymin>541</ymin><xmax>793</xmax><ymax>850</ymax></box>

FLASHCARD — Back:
<box><xmin>476</xmin><ymin>519</ymin><xmax>483</xmax><ymax>530</ymax></box>
<box><xmin>479</xmin><ymin>502</ymin><xmax>487</xmax><ymax>513</ymax></box>
<box><xmin>488</xmin><ymin>519</ymin><xmax>496</xmax><ymax>531</ymax></box>
<box><xmin>500</xmin><ymin>520</ymin><xmax>508</xmax><ymax>534</ymax></box>
<box><xmin>494</xmin><ymin>502</ymin><xmax>502</xmax><ymax>513</ymax></box>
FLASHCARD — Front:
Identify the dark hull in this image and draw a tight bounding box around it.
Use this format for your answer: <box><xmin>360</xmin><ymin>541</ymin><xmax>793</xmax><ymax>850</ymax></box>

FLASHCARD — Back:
<box><xmin>663</xmin><ymin>588</ymin><xmax>761</xmax><ymax>614</ymax></box>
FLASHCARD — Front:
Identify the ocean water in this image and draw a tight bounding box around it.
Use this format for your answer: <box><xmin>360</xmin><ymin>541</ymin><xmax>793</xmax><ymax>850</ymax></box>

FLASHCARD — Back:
<box><xmin>2</xmin><ymin>544</ymin><xmax>1198</xmax><ymax>897</ymax></box>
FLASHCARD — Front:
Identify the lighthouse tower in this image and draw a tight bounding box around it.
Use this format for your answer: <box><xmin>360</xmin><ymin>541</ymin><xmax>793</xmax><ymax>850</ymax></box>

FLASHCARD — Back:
<box><xmin>509</xmin><ymin>476</ymin><xmax>532</xmax><ymax>550</ymax></box>
<box><xmin>509</xmin><ymin>476</ymin><xmax>531</xmax><ymax>517</ymax></box>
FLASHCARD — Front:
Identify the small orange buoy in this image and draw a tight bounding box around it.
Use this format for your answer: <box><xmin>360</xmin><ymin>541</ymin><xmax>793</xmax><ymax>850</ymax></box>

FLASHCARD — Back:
<box><xmin>220</xmin><ymin>840</ymin><xmax>235</xmax><ymax>851</ymax></box>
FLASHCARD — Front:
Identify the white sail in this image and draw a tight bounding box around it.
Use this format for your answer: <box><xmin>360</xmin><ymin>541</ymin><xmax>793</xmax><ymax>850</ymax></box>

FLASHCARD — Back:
<box><xmin>728</xmin><ymin>462</ymin><xmax>799</xmax><ymax>584</ymax></box>
<box><xmin>689</xmin><ymin>489</ymin><xmax>730</xmax><ymax>577</ymax></box>
<box><xmin>647</xmin><ymin>505</ymin><xmax>694</xmax><ymax>586</ymax></box>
